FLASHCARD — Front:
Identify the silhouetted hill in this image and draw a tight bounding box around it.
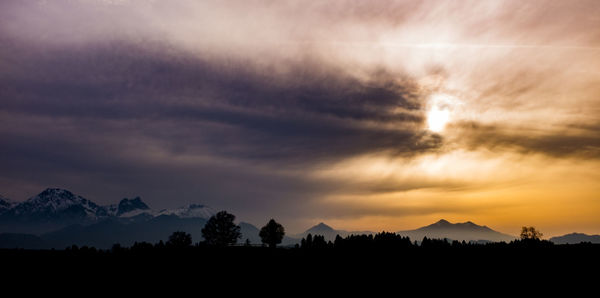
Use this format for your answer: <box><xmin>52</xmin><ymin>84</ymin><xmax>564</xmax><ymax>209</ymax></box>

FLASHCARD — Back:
<box><xmin>397</xmin><ymin>219</ymin><xmax>515</xmax><ymax>242</ymax></box>
<box><xmin>296</xmin><ymin>222</ymin><xmax>374</xmax><ymax>242</ymax></box>
<box><xmin>296</xmin><ymin>222</ymin><xmax>340</xmax><ymax>241</ymax></box>
<box><xmin>239</xmin><ymin>222</ymin><xmax>261</xmax><ymax>244</ymax></box>
<box><xmin>550</xmin><ymin>233</ymin><xmax>600</xmax><ymax>244</ymax></box>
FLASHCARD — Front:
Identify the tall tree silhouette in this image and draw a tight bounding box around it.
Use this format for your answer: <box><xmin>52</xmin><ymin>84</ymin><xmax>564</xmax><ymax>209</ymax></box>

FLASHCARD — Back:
<box><xmin>520</xmin><ymin>226</ymin><xmax>543</xmax><ymax>240</ymax></box>
<box><xmin>259</xmin><ymin>219</ymin><xmax>285</xmax><ymax>248</ymax></box>
<box><xmin>167</xmin><ymin>231</ymin><xmax>192</xmax><ymax>248</ymax></box>
<box><xmin>201</xmin><ymin>211</ymin><xmax>242</xmax><ymax>246</ymax></box>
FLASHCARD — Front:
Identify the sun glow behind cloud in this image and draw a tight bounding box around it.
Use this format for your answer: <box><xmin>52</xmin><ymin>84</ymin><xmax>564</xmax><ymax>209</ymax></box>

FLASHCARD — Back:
<box><xmin>426</xmin><ymin>93</ymin><xmax>459</xmax><ymax>132</ymax></box>
<box><xmin>427</xmin><ymin>106</ymin><xmax>449</xmax><ymax>132</ymax></box>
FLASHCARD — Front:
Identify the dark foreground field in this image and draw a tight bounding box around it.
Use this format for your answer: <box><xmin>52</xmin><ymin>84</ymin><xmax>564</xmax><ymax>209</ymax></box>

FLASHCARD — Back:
<box><xmin>3</xmin><ymin>241</ymin><xmax>599</xmax><ymax>289</ymax></box>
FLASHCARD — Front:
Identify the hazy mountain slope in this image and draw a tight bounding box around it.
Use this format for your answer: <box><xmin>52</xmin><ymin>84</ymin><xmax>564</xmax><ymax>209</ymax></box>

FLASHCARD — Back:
<box><xmin>42</xmin><ymin>215</ymin><xmax>209</xmax><ymax>249</ymax></box>
<box><xmin>397</xmin><ymin>219</ymin><xmax>515</xmax><ymax>242</ymax></box>
<box><xmin>550</xmin><ymin>233</ymin><xmax>600</xmax><ymax>244</ymax></box>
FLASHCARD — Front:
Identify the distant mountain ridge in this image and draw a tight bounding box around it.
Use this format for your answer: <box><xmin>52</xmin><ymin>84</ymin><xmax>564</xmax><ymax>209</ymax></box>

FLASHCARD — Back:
<box><xmin>297</xmin><ymin>219</ymin><xmax>515</xmax><ymax>243</ymax></box>
<box><xmin>397</xmin><ymin>219</ymin><xmax>515</xmax><ymax>243</ymax></box>
<box><xmin>550</xmin><ymin>233</ymin><xmax>600</xmax><ymax>244</ymax></box>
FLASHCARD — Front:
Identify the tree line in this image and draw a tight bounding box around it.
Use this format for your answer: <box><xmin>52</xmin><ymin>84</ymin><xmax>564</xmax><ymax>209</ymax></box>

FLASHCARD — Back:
<box><xmin>168</xmin><ymin>211</ymin><xmax>286</xmax><ymax>248</ymax></box>
<box><xmin>97</xmin><ymin>210</ymin><xmax>559</xmax><ymax>252</ymax></box>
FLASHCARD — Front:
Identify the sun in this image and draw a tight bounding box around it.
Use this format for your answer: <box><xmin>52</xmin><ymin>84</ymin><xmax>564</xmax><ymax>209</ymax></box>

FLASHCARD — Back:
<box><xmin>426</xmin><ymin>93</ymin><xmax>457</xmax><ymax>133</ymax></box>
<box><xmin>427</xmin><ymin>106</ymin><xmax>450</xmax><ymax>132</ymax></box>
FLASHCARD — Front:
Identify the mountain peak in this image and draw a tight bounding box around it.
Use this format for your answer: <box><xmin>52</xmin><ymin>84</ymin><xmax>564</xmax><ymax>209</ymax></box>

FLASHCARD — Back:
<box><xmin>316</xmin><ymin>222</ymin><xmax>332</xmax><ymax>228</ymax></box>
<box><xmin>6</xmin><ymin>188</ymin><xmax>105</xmax><ymax>226</ymax></box>
<box><xmin>434</xmin><ymin>219</ymin><xmax>451</xmax><ymax>226</ymax></box>
<box><xmin>306</xmin><ymin>222</ymin><xmax>335</xmax><ymax>233</ymax></box>
<box><xmin>116</xmin><ymin>196</ymin><xmax>150</xmax><ymax>216</ymax></box>
<box><xmin>42</xmin><ymin>187</ymin><xmax>71</xmax><ymax>193</ymax></box>
<box><xmin>29</xmin><ymin>188</ymin><xmax>84</xmax><ymax>206</ymax></box>
<box><xmin>461</xmin><ymin>221</ymin><xmax>478</xmax><ymax>227</ymax></box>
<box><xmin>38</xmin><ymin>188</ymin><xmax>75</xmax><ymax>198</ymax></box>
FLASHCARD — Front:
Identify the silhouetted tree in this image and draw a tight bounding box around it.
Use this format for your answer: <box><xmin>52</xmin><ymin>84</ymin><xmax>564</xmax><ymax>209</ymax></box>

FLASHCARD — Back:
<box><xmin>520</xmin><ymin>226</ymin><xmax>543</xmax><ymax>240</ymax></box>
<box><xmin>201</xmin><ymin>211</ymin><xmax>242</xmax><ymax>246</ymax></box>
<box><xmin>312</xmin><ymin>235</ymin><xmax>328</xmax><ymax>249</ymax></box>
<box><xmin>259</xmin><ymin>219</ymin><xmax>285</xmax><ymax>248</ymax></box>
<box><xmin>301</xmin><ymin>234</ymin><xmax>313</xmax><ymax>249</ymax></box>
<box><xmin>334</xmin><ymin>235</ymin><xmax>343</xmax><ymax>248</ymax></box>
<box><xmin>167</xmin><ymin>231</ymin><xmax>192</xmax><ymax>248</ymax></box>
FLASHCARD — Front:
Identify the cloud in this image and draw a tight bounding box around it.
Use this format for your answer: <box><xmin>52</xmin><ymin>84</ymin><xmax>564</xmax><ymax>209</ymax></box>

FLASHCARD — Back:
<box><xmin>1</xmin><ymin>0</ymin><xmax>600</xmax><ymax>233</ymax></box>
<box><xmin>0</xmin><ymin>36</ymin><xmax>437</xmax><ymax>160</ymax></box>
<box><xmin>451</xmin><ymin>121</ymin><xmax>600</xmax><ymax>159</ymax></box>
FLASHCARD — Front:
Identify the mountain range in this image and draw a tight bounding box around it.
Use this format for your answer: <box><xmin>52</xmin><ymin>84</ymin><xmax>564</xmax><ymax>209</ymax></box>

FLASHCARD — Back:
<box><xmin>2</xmin><ymin>188</ymin><xmax>598</xmax><ymax>249</ymax></box>
<box><xmin>298</xmin><ymin>220</ymin><xmax>517</xmax><ymax>243</ymax></box>
<box><xmin>0</xmin><ymin>188</ymin><xmax>265</xmax><ymax>248</ymax></box>
<box><xmin>0</xmin><ymin>188</ymin><xmax>216</xmax><ymax>234</ymax></box>
<box><xmin>396</xmin><ymin>219</ymin><xmax>516</xmax><ymax>243</ymax></box>
<box><xmin>549</xmin><ymin>233</ymin><xmax>600</xmax><ymax>244</ymax></box>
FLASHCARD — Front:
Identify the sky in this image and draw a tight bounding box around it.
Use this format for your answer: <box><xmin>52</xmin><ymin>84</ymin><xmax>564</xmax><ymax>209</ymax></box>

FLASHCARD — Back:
<box><xmin>1</xmin><ymin>0</ymin><xmax>599</xmax><ymax>236</ymax></box>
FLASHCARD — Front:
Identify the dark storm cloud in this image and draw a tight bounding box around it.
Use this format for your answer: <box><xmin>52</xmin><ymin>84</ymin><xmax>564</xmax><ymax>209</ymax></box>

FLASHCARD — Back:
<box><xmin>0</xmin><ymin>37</ymin><xmax>436</xmax><ymax>163</ymax></box>
<box><xmin>452</xmin><ymin>121</ymin><xmax>600</xmax><ymax>159</ymax></box>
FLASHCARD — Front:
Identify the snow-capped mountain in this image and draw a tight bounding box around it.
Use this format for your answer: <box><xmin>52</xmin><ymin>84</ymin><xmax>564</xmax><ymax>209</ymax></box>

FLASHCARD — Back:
<box><xmin>7</xmin><ymin>188</ymin><xmax>107</xmax><ymax>221</ymax></box>
<box><xmin>157</xmin><ymin>204</ymin><xmax>215</xmax><ymax>219</ymax></box>
<box><xmin>0</xmin><ymin>188</ymin><xmax>216</xmax><ymax>234</ymax></box>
